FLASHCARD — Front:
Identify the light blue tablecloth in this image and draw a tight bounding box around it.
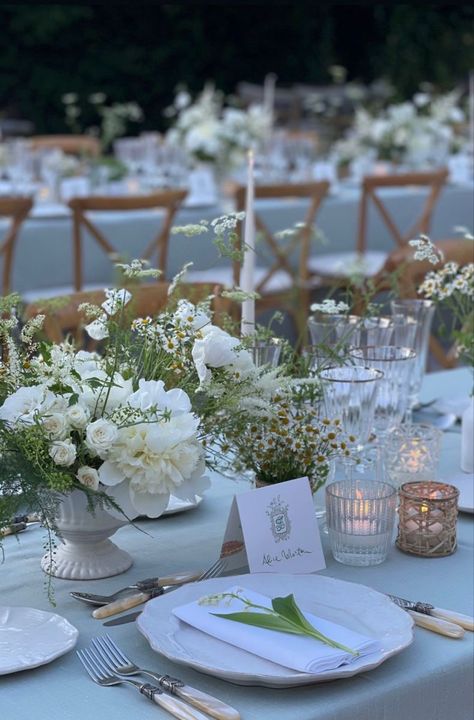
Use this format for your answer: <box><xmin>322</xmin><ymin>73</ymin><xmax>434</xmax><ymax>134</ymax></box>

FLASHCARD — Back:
<box><xmin>5</xmin><ymin>182</ymin><xmax>473</xmax><ymax>295</ymax></box>
<box><xmin>1</xmin><ymin>368</ymin><xmax>473</xmax><ymax>720</ymax></box>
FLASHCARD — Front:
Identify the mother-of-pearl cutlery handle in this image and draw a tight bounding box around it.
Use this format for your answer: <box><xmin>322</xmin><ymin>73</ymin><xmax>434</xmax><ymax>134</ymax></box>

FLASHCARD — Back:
<box><xmin>142</xmin><ymin>686</ymin><xmax>213</xmax><ymax>720</ymax></box>
<box><xmin>408</xmin><ymin>610</ymin><xmax>465</xmax><ymax>638</ymax></box>
<box><xmin>145</xmin><ymin>672</ymin><xmax>240</xmax><ymax>720</ymax></box>
<box><xmin>173</xmin><ymin>685</ymin><xmax>240</xmax><ymax>720</ymax></box>
<box><xmin>92</xmin><ymin>591</ymin><xmax>153</xmax><ymax>619</ymax></box>
<box><xmin>158</xmin><ymin>570</ymin><xmax>203</xmax><ymax>586</ymax></box>
<box><xmin>430</xmin><ymin>607</ymin><xmax>474</xmax><ymax>631</ymax></box>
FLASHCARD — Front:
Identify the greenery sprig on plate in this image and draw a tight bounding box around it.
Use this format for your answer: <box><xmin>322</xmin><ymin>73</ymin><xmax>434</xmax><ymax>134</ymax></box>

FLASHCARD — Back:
<box><xmin>199</xmin><ymin>590</ymin><xmax>358</xmax><ymax>655</ymax></box>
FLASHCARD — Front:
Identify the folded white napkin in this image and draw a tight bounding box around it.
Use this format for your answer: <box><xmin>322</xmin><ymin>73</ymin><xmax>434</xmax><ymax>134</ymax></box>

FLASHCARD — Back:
<box><xmin>173</xmin><ymin>585</ymin><xmax>382</xmax><ymax>674</ymax></box>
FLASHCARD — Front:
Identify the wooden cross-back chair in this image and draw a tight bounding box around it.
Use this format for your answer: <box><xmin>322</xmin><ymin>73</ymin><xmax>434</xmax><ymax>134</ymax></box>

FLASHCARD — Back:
<box><xmin>233</xmin><ymin>181</ymin><xmax>330</xmax><ymax>339</ymax></box>
<box><xmin>309</xmin><ymin>168</ymin><xmax>449</xmax><ymax>286</ymax></box>
<box><xmin>23</xmin><ymin>282</ymin><xmax>229</xmax><ymax>347</ymax></box>
<box><xmin>68</xmin><ymin>190</ymin><xmax>187</xmax><ymax>291</ymax></box>
<box><xmin>0</xmin><ymin>196</ymin><xmax>33</xmax><ymax>295</ymax></box>
<box><xmin>357</xmin><ymin>169</ymin><xmax>449</xmax><ymax>253</ymax></box>
<box><xmin>31</xmin><ymin>135</ymin><xmax>101</xmax><ymax>157</ymax></box>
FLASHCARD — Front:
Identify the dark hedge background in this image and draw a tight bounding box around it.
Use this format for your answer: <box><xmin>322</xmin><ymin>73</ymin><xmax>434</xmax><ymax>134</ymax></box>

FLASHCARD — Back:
<box><xmin>1</xmin><ymin>4</ymin><xmax>473</xmax><ymax>133</ymax></box>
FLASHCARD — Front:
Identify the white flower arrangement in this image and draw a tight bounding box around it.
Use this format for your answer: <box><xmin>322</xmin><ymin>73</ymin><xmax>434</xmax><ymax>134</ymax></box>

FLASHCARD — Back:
<box><xmin>0</xmin><ymin>354</ymin><xmax>208</xmax><ymax>519</ymax></box>
<box><xmin>165</xmin><ymin>85</ymin><xmax>271</xmax><ymax>168</ymax></box>
<box><xmin>333</xmin><ymin>89</ymin><xmax>466</xmax><ymax>167</ymax></box>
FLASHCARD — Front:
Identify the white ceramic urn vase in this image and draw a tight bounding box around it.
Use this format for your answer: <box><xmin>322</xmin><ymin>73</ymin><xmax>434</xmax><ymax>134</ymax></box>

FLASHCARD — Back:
<box><xmin>41</xmin><ymin>490</ymin><xmax>132</xmax><ymax>580</ymax></box>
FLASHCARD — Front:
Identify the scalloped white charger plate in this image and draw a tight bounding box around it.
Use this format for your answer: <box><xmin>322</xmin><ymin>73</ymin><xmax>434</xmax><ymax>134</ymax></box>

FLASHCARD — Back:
<box><xmin>137</xmin><ymin>573</ymin><xmax>414</xmax><ymax>687</ymax></box>
<box><xmin>0</xmin><ymin>607</ymin><xmax>78</xmax><ymax>675</ymax></box>
<box><xmin>162</xmin><ymin>494</ymin><xmax>203</xmax><ymax>516</ymax></box>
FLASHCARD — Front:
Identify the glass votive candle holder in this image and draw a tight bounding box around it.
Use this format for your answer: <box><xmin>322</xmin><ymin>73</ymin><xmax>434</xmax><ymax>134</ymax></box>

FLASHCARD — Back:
<box><xmin>383</xmin><ymin>424</ymin><xmax>443</xmax><ymax>487</ymax></box>
<box><xmin>397</xmin><ymin>481</ymin><xmax>459</xmax><ymax>557</ymax></box>
<box><xmin>326</xmin><ymin>479</ymin><xmax>397</xmax><ymax>566</ymax></box>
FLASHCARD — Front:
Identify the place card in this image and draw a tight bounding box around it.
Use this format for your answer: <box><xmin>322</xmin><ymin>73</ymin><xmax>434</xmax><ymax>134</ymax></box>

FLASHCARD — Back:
<box><xmin>220</xmin><ymin>477</ymin><xmax>326</xmax><ymax>574</ymax></box>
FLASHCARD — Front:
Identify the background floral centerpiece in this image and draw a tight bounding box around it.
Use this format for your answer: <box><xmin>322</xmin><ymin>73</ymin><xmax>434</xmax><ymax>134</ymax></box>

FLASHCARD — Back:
<box><xmin>165</xmin><ymin>85</ymin><xmax>271</xmax><ymax>170</ymax></box>
<box><xmin>333</xmin><ymin>88</ymin><xmax>466</xmax><ymax>168</ymax></box>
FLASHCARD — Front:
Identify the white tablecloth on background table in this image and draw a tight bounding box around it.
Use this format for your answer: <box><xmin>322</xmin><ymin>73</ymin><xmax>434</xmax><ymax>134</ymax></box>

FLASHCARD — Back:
<box><xmin>3</xmin><ymin>182</ymin><xmax>473</xmax><ymax>296</ymax></box>
<box><xmin>1</xmin><ymin>368</ymin><xmax>473</xmax><ymax>720</ymax></box>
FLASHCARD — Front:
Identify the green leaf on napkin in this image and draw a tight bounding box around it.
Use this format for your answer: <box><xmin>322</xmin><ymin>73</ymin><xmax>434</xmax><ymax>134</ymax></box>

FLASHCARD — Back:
<box><xmin>206</xmin><ymin>590</ymin><xmax>358</xmax><ymax>655</ymax></box>
<box><xmin>212</xmin><ymin>611</ymin><xmax>308</xmax><ymax>636</ymax></box>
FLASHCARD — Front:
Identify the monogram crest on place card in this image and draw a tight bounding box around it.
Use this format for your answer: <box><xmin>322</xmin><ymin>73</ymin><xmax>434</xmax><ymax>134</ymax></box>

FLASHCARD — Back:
<box><xmin>266</xmin><ymin>495</ymin><xmax>291</xmax><ymax>543</ymax></box>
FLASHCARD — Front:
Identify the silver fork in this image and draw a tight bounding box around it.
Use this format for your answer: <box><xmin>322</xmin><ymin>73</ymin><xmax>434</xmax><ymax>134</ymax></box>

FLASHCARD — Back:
<box><xmin>95</xmin><ymin>557</ymin><xmax>229</xmax><ymax>621</ymax></box>
<box><xmin>77</xmin><ymin>647</ymin><xmax>211</xmax><ymax>720</ymax></box>
<box><xmin>197</xmin><ymin>557</ymin><xmax>227</xmax><ymax>581</ymax></box>
<box><xmin>92</xmin><ymin>635</ymin><xmax>240</xmax><ymax>720</ymax></box>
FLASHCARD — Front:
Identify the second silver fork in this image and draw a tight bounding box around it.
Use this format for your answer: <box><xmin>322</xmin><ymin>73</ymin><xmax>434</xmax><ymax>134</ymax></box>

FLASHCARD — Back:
<box><xmin>77</xmin><ymin>646</ymin><xmax>211</xmax><ymax>720</ymax></box>
<box><xmin>92</xmin><ymin>635</ymin><xmax>240</xmax><ymax>720</ymax></box>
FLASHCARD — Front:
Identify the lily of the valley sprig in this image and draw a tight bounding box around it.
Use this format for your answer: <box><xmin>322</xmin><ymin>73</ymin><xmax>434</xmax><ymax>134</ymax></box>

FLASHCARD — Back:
<box><xmin>199</xmin><ymin>589</ymin><xmax>358</xmax><ymax>655</ymax></box>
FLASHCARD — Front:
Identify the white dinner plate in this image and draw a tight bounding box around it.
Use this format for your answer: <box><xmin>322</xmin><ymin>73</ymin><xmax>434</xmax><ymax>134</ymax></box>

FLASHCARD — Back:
<box><xmin>446</xmin><ymin>471</ymin><xmax>474</xmax><ymax>514</ymax></box>
<box><xmin>0</xmin><ymin>607</ymin><xmax>78</xmax><ymax>675</ymax></box>
<box><xmin>162</xmin><ymin>494</ymin><xmax>203</xmax><ymax>516</ymax></box>
<box><xmin>137</xmin><ymin>573</ymin><xmax>414</xmax><ymax>687</ymax></box>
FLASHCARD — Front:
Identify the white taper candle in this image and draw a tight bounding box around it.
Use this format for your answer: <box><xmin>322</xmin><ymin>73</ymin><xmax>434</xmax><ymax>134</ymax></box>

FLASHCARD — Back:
<box><xmin>240</xmin><ymin>150</ymin><xmax>256</xmax><ymax>336</ymax></box>
<box><xmin>469</xmin><ymin>71</ymin><xmax>474</xmax><ymax>165</ymax></box>
<box><xmin>263</xmin><ymin>73</ymin><xmax>277</xmax><ymax>132</ymax></box>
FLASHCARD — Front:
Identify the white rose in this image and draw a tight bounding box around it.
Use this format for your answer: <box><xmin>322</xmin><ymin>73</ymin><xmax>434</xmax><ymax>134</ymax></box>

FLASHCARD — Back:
<box><xmin>49</xmin><ymin>439</ymin><xmax>77</xmax><ymax>467</ymax></box>
<box><xmin>66</xmin><ymin>403</ymin><xmax>90</xmax><ymax>429</ymax></box>
<box><xmin>42</xmin><ymin>412</ymin><xmax>68</xmax><ymax>439</ymax></box>
<box><xmin>76</xmin><ymin>466</ymin><xmax>100</xmax><ymax>491</ymax></box>
<box><xmin>85</xmin><ymin>419</ymin><xmax>118</xmax><ymax>457</ymax></box>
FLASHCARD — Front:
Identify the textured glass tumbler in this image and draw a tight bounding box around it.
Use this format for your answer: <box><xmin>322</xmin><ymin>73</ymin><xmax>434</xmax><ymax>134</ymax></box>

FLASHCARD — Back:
<box><xmin>391</xmin><ymin>300</ymin><xmax>434</xmax><ymax>410</ymax></box>
<box><xmin>326</xmin><ymin>479</ymin><xmax>397</xmax><ymax>566</ymax></box>
<box><xmin>250</xmin><ymin>339</ymin><xmax>282</xmax><ymax>367</ymax></box>
<box><xmin>349</xmin><ymin>346</ymin><xmax>416</xmax><ymax>439</ymax></box>
<box><xmin>383</xmin><ymin>424</ymin><xmax>443</xmax><ymax>488</ymax></box>
<box><xmin>320</xmin><ymin>366</ymin><xmax>383</xmax><ymax>450</ymax></box>
<box><xmin>350</xmin><ymin>316</ymin><xmax>394</xmax><ymax>347</ymax></box>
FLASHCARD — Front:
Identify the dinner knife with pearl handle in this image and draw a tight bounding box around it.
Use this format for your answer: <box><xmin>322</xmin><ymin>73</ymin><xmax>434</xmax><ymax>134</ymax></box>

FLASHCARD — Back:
<box><xmin>388</xmin><ymin>594</ymin><xmax>473</xmax><ymax>631</ymax></box>
<box><xmin>407</xmin><ymin>610</ymin><xmax>464</xmax><ymax>638</ymax></box>
<box><xmin>92</xmin><ymin>587</ymin><xmax>165</xmax><ymax>619</ymax></box>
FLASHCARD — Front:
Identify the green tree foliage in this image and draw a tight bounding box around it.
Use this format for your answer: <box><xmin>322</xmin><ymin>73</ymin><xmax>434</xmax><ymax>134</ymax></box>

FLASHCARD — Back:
<box><xmin>0</xmin><ymin>4</ymin><xmax>472</xmax><ymax>133</ymax></box>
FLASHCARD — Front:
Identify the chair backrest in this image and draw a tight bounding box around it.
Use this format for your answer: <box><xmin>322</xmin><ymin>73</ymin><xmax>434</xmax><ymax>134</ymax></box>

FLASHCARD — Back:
<box><xmin>357</xmin><ymin>169</ymin><xmax>449</xmax><ymax>253</ymax></box>
<box><xmin>0</xmin><ymin>196</ymin><xmax>34</xmax><ymax>295</ymax></box>
<box><xmin>30</xmin><ymin>135</ymin><xmax>101</xmax><ymax>157</ymax></box>
<box><xmin>233</xmin><ymin>181</ymin><xmax>330</xmax><ymax>292</ymax></box>
<box><xmin>68</xmin><ymin>190</ymin><xmax>187</xmax><ymax>291</ymax></box>
<box><xmin>23</xmin><ymin>282</ymin><xmax>230</xmax><ymax>345</ymax></box>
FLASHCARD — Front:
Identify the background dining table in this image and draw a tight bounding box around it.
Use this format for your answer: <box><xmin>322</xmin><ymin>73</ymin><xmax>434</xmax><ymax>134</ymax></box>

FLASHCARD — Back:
<box><xmin>4</xmin><ymin>180</ymin><xmax>473</xmax><ymax>297</ymax></box>
<box><xmin>1</xmin><ymin>367</ymin><xmax>473</xmax><ymax>720</ymax></box>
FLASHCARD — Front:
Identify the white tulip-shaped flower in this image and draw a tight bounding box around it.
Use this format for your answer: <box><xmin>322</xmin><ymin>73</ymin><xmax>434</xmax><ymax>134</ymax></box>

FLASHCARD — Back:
<box><xmin>128</xmin><ymin>379</ymin><xmax>191</xmax><ymax>416</ymax></box>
